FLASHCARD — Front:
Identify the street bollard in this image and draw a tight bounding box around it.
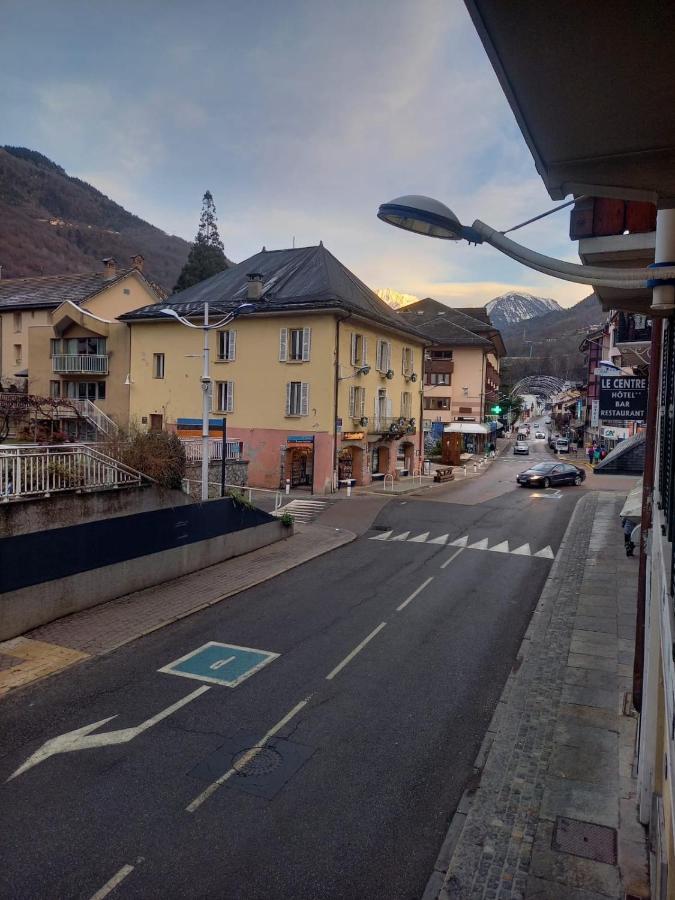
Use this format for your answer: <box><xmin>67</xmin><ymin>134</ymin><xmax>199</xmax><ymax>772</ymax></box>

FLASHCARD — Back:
<box><xmin>473</xmin><ymin>462</ymin><xmax>478</xmax><ymax>473</ymax></box>
<box><xmin>463</xmin><ymin>465</ymin><xmax>467</xmax><ymax>476</ymax></box>
<box><xmin>285</xmin><ymin>478</ymin><xmax>290</xmax><ymax>495</ymax></box>
<box><xmin>347</xmin><ymin>482</ymin><xmax>352</xmax><ymax>498</ymax></box>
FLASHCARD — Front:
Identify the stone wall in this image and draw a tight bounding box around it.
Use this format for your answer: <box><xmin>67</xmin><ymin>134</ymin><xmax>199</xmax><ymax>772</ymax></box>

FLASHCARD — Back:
<box><xmin>184</xmin><ymin>459</ymin><xmax>249</xmax><ymax>499</ymax></box>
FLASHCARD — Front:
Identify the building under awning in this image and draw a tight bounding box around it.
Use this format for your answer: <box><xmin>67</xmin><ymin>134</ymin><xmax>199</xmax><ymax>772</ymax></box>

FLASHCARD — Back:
<box><xmin>444</xmin><ymin>422</ymin><xmax>490</xmax><ymax>434</ymax></box>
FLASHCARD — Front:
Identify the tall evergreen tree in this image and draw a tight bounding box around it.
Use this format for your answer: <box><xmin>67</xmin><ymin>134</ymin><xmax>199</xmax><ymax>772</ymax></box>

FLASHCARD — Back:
<box><xmin>173</xmin><ymin>191</ymin><xmax>230</xmax><ymax>292</ymax></box>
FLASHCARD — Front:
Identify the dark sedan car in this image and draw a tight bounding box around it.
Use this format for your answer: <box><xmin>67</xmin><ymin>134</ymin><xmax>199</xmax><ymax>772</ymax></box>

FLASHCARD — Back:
<box><xmin>517</xmin><ymin>462</ymin><xmax>586</xmax><ymax>488</ymax></box>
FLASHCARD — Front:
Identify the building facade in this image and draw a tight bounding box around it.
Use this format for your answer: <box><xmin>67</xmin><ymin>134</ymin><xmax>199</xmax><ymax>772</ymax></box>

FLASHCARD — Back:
<box><xmin>122</xmin><ymin>245</ymin><xmax>427</xmax><ymax>493</ymax></box>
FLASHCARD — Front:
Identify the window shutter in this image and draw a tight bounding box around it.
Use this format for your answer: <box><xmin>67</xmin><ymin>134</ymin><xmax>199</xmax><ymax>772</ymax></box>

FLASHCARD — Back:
<box><xmin>228</xmin><ymin>330</ymin><xmax>236</xmax><ymax>361</ymax></box>
<box><xmin>227</xmin><ymin>381</ymin><xmax>234</xmax><ymax>412</ymax></box>
<box><xmin>409</xmin><ymin>349</ymin><xmax>414</xmax><ymax>373</ymax></box>
<box><xmin>362</xmin><ymin>336</ymin><xmax>368</xmax><ymax>366</ymax></box>
<box><xmin>401</xmin><ymin>392</ymin><xmax>405</xmax><ymax>417</ymax></box>
<box><xmin>349</xmin><ymin>385</ymin><xmax>356</xmax><ymax>417</ymax></box>
<box><xmin>302</xmin><ymin>327</ymin><xmax>311</xmax><ymax>361</ymax></box>
<box><xmin>386</xmin><ymin>342</ymin><xmax>392</xmax><ymax>371</ymax></box>
<box><xmin>402</xmin><ymin>347</ymin><xmax>406</xmax><ymax>373</ymax></box>
<box><xmin>359</xmin><ymin>388</ymin><xmax>365</xmax><ymax>417</ymax></box>
<box><xmin>386</xmin><ymin>396</ymin><xmax>392</xmax><ymax>418</ymax></box>
<box><xmin>285</xmin><ymin>382</ymin><xmax>292</xmax><ymax>415</ymax></box>
<box><xmin>301</xmin><ymin>382</ymin><xmax>309</xmax><ymax>416</ymax></box>
<box><xmin>376</xmin><ymin>341</ymin><xmax>382</xmax><ymax>371</ymax></box>
<box><xmin>350</xmin><ymin>333</ymin><xmax>357</xmax><ymax>366</ymax></box>
<box><xmin>279</xmin><ymin>328</ymin><xmax>288</xmax><ymax>362</ymax></box>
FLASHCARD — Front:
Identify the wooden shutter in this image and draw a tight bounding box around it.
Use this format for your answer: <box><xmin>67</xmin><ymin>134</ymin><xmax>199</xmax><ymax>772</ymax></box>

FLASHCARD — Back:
<box><xmin>285</xmin><ymin>382</ymin><xmax>292</xmax><ymax>415</ymax></box>
<box><xmin>302</xmin><ymin>327</ymin><xmax>311</xmax><ymax>361</ymax></box>
<box><xmin>226</xmin><ymin>381</ymin><xmax>234</xmax><ymax>412</ymax></box>
<box><xmin>376</xmin><ymin>341</ymin><xmax>383</xmax><ymax>372</ymax></box>
<box><xmin>228</xmin><ymin>330</ymin><xmax>236</xmax><ymax>361</ymax></box>
<box><xmin>362</xmin><ymin>337</ymin><xmax>368</xmax><ymax>366</ymax></box>
<box><xmin>279</xmin><ymin>328</ymin><xmax>288</xmax><ymax>362</ymax></box>
<box><xmin>386</xmin><ymin>396</ymin><xmax>392</xmax><ymax>419</ymax></box>
<box><xmin>401</xmin><ymin>392</ymin><xmax>405</xmax><ymax>417</ymax></box>
<box><xmin>349</xmin><ymin>385</ymin><xmax>356</xmax><ymax>417</ymax></box>
<box><xmin>300</xmin><ymin>382</ymin><xmax>309</xmax><ymax>416</ymax></box>
<box><xmin>385</xmin><ymin>342</ymin><xmax>391</xmax><ymax>372</ymax></box>
<box><xmin>350</xmin><ymin>333</ymin><xmax>357</xmax><ymax>366</ymax></box>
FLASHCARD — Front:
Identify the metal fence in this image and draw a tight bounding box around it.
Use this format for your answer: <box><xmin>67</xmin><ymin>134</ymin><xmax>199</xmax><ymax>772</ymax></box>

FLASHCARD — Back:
<box><xmin>180</xmin><ymin>439</ymin><xmax>243</xmax><ymax>462</ymax></box>
<box><xmin>0</xmin><ymin>444</ymin><xmax>143</xmax><ymax>500</ymax></box>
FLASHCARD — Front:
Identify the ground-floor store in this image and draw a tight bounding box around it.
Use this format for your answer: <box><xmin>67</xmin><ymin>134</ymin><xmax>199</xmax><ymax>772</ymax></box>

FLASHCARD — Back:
<box><xmin>336</xmin><ymin>432</ymin><xmax>419</xmax><ymax>487</ymax></box>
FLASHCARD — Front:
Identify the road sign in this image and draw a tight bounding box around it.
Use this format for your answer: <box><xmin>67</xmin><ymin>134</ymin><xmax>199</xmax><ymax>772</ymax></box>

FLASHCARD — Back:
<box><xmin>159</xmin><ymin>642</ymin><xmax>279</xmax><ymax>687</ymax></box>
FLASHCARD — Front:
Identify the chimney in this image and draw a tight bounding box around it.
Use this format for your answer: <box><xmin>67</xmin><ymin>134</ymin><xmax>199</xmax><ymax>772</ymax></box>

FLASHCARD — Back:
<box><xmin>102</xmin><ymin>257</ymin><xmax>117</xmax><ymax>279</ymax></box>
<box><xmin>130</xmin><ymin>254</ymin><xmax>145</xmax><ymax>272</ymax></box>
<box><xmin>246</xmin><ymin>272</ymin><xmax>264</xmax><ymax>301</ymax></box>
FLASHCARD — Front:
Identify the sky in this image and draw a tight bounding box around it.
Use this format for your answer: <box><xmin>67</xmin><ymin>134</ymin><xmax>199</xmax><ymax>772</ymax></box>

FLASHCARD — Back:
<box><xmin>1</xmin><ymin>0</ymin><xmax>589</xmax><ymax>309</ymax></box>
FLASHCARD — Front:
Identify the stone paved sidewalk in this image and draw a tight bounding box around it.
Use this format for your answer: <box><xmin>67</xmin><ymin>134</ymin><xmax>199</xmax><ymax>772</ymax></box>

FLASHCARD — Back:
<box><xmin>0</xmin><ymin>522</ymin><xmax>355</xmax><ymax>697</ymax></box>
<box><xmin>425</xmin><ymin>491</ymin><xmax>649</xmax><ymax>899</ymax></box>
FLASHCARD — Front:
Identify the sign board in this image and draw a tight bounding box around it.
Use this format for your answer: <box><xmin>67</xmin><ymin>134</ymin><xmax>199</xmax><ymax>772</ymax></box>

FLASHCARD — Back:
<box><xmin>591</xmin><ymin>399</ymin><xmax>599</xmax><ymax>427</ymax></box>
<box><xmin>343</xmin><ymin>432</ymin><xmax>365</xmax><ymax>441</ymax></box>
<box><xmin>288</xmin><ymin>435</ymin><xmax>314</xmax><ymax>443</ymax></box>
<box><xmin>598</xmin><ymin>376</ymin><xmax>647</xmax><ymax>420</ymax></box>
<box><xmin>335</xmin><ymin>418</ymin><xmax>343</xmax><ymax>430</ymax></box>
<box><xmin>602</xmin><ymin>426</ymin><xmax>629</xmax><ymax>440</ymax></box>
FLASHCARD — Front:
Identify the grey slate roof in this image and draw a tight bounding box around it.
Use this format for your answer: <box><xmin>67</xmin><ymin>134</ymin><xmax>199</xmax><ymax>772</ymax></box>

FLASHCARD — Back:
<box><xmin>399</xmin><ymin>312</ymin><xmax>494</xmax><ymax>348</ymax></box>
<box><xmin>399</xmin><ymin>297</ymin><xmax>493</xmax><ymax>333</ymax></box>
<box><xmin>0</xmin><ymin>268</ymin><xmax>154</xmax><ymax>311</ymax></box>
<box><xmin>594</xmin><ymin>431</ymin><xmax>645</xmax><ymax>475</ymax></box>
<box><xmin>398</xmin><ymin>296</ymin><xmax>506</xmax><ymax>354</ymax></box>
<box><xmin>120</xmin><ymin>245</ymin><xmax>428</xmax><ymax>341</ymax></box>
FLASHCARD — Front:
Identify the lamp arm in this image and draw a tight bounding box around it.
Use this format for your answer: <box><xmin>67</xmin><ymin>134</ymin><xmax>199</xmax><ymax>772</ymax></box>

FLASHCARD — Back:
<box><xmin>473</xmin><ymin>220</ymin><xmax>675</xmax><ymax>289</ymax></box>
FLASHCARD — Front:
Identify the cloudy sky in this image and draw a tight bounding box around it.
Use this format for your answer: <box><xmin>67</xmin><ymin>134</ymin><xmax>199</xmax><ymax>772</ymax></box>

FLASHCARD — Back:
<box><xmin>1</xmin><ymin>0</ymin><xmax>589</xmax><ymax>308</ymax></box>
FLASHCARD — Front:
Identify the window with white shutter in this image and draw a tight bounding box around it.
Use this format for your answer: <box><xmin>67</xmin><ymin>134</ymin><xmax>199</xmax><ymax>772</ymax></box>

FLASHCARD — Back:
<box><xmin>349</xmin><ymin>385</ymin><xmax>356</xmax><ymax>417</ymax></box>
<box><xmin>215</xmin><ymin>381</ymin><xmax>234</xmax><ymax>412</ymax></box>
<box><xmin>351</xmin><ymin>332</ymin><xmax>365</xmax><ymax>367</ymax></box>
<box><xmin>302</xmin><ymin>327</ymin><xmax>311</xmax><ymax>361</ymax></box>
<box><xmin>376</xmin><ymin>340</ymin><xmax>383</xmax><ymax>372</ymax></box>
<box><xmin>377</xmin><ymin>340</ymin><xmax>391</xmax><ymax>373</ymax></box>
<box><xmin>362</xmin><ymin>336</ymin><xmax>368</xmax><ymax>366</ymax></box>
<box><xmin>300</xmin><ymin>382</ymin><xmax>309</xmax><ymax>415</ymax></box>
<box><xmin>350</xmin><ymin>386</ymin><xmax>365</xmax><ymax>419</ymax></box>
<box><xmin>401</xmin><ymin>391</ymin><xmax>412</xmax><ymax>418</ymax></box>
<box><xmin>279</xmin><ymin>328</ymin><xmax>288</xmax><ymax>361</ymax></box>
<box><xmin>286</xmin><ymin>382</ymin><xmax>309</xmax><ymax>416</ymax></box>
<box><xmin>218</xmin><ymin>330</ymin><xmax>236</xmax><ymax>361</ymax></box>
<box><xmin>402</xmin><ymin>346</ymin><xmax>413</xmax><ymax>376</ymax></box>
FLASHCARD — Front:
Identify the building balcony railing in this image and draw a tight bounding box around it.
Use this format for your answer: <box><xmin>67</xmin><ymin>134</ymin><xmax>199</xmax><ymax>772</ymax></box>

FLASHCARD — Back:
<box><xmin>370</xmin><ymin>416</ymin><xmax>416</xmax><ymax>436</ymax></box>
<box><xmin>52</xmin><ymin>355</ymin><xmax>109</xmax><ymax>374</ymax></box>
<box><xmin>615</xmin><ymin>324</ymin><xmax>652</xmax><ymax>344</ymax></box>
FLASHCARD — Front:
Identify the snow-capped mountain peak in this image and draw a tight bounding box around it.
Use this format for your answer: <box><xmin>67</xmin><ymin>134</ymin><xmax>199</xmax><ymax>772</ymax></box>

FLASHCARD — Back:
<box><xmin>376</xmin><ymin>288</ymin><xmax>419</xmax><ymax>310</ymax></box>
<box><xmin>486</xmin><ymin>292</ymin><xmax>562</xmax><ymax>328</ymax></box>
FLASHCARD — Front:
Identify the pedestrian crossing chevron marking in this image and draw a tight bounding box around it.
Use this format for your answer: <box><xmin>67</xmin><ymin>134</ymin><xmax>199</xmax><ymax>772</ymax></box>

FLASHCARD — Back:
<box><xmin>369</xmin><ymin>529</ymin><xmax>555</xmax><ymax>559</ymax></box>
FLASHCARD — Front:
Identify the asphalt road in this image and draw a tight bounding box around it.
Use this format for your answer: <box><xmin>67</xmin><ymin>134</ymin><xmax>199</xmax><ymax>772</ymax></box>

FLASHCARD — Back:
<box><xmin>0</xmin><ymin>432</ymin><xmax>582</xmax><ymax>900</ymax></box>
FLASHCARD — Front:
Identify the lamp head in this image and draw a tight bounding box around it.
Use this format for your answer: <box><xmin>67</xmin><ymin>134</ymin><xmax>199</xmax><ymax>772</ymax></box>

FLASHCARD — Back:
<box><xmin>358</xmin><ymin>364</ymin><xmax>371</xmax><ymax>375</ymax></box>
<box><xmin>377</xmin><ymin>194</ymin><xmax>465</xmax><ymax>241</ymax></box>
<box><xmin>159</xmin><ymin>307</ymin><xmax>182</xmax><ymax>320</ymax></box>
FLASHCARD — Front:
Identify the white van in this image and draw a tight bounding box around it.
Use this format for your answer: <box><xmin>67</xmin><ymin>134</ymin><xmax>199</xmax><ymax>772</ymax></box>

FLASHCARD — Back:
<box><xmin>555</xmin><ymin>438</ymin><xmax>570</xmax><ymax>453</ymax></box>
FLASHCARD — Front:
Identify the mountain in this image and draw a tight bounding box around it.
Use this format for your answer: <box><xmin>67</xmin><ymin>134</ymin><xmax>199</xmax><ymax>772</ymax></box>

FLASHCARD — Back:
<box><xmin>486</xmin><ymin>291</ymin><xmax>562</xmax><ymax>328</ymax></box>
<box><xmin>0</xmin><ymin>146</ymin><xmax>191</xmax><ymax>289</ymax></box>
<box><xmin>376</xmin><ymin>288</ymin><xmax>419</xmax><ymax>309</ymax></box>
<box><xmin>499</xmin><ymin>293</ymin><xmax>604</xmax><ymax>383</ymax></box>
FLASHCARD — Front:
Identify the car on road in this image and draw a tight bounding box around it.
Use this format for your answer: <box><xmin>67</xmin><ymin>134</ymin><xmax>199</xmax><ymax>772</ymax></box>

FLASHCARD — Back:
<box><xmin>517</xmin><ymin>461</ymin><xmax>586</xmax><ymax>488</ymax></box>
<box><xmin>544</xmin><ymin>418</ymin><xmax>552</xmax><ymax>424</ymax></box>
<box><xmin>555</xmin><ymin>438</ymin><xmax>570</xmax><ymax>453</ymax></box>
<box><xmin>513</xmin><ymin>439</ymin><xmax>530</xmax><ymax>455</ymax></box>
<box><xmin>535</xmin><ymin>431</ymin><xmax>546</xmax><ymax>440</ymax></box>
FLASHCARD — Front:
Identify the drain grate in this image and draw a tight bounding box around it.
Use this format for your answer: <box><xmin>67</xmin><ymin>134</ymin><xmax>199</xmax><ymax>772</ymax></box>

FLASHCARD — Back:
<box><xmin>232</xmin><ymin>747</ymin><xmax>282</xmax><ymax>777</ymax></box>
<box><xmin>552</xmin><ymin>816</ymin><xmax>617</xmax><ymax>864</ymax></box>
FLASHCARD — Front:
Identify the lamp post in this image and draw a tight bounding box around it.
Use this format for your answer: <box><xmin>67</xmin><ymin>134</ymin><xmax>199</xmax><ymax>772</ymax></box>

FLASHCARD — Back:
<box><xmin>159</xmin><ymin>301</ymin><xmax>254</xmax><ymax>501</ymax></box>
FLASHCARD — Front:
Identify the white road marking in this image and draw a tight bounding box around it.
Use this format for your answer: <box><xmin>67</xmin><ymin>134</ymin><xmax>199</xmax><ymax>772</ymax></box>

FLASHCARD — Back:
<box><xmin>89</xmin><ymin>864</ymin><xmax>135</xmax><ymax>900</ymax></box>
<box><xmin>397</xmin><ymin>577</ymin><xmax>434</xmax><ymax>611</ymax></box>
<box><xmin>186</xmin><ymin>696</ymin><xmax>312</xmax><ymax>813</ymax></box>
<box><xmin>441</xmin><ymin>547</ymin><xmax>465</xmax><ymax>569</ymax></box>
<box><xmin>369</xmin><ymin>530</ymin><xmax>392</xmax><ymax>541</ymax></box>
<box><xmin>468</xmin><ymin>538</ymin><xmax>489</xmax><ymax>550</ymax></box>
<box><xmin>534</xmin><ymin>545</ymin><xmax>555</xmax><ymax>559</ymax></box>
<box><xmin>450</xmin><ymin>535</ymin><xmax>468</xmax><ymax>547</ymax></box>
<box><xmin>209</xmin><ymin>656</ymin><xmax>236</xmax><ymax>671</ymax></box>
<box><xmin>408</xmin><ymin>532</ymin><xmax>430</xmax><ymax>543</ymax></box>
<box><xmin>159</xmin><ymin>642</ymin><xmax>279</xmax><ymax>687</ymax></box>
<box><xmin>427</xmin><ymin>534</ymin><xmax>449</xmax><ymax>545</ymax></box>
<box><xmin>325</xmin><ymin>622</ymin><xmax>387</xmax><ymax>680</ymax></box>
<box><xmin>390</xmin><ymin>531</ymin><xmax>410</xmax><ymax>542</ymax></box>
<box><xmin>511</xmin><ymin>543</ymin><xmax>531</xmax><ymax>556</ymax></box>
<box><xmin>488</xmin><ymin>541</ymin><xmax>510</xmax><ymax>553</ymax></box>
<box><xmin>8</xmin><ymin>686</ymin><xmax>210</xmax><ymax>781</ymax></box>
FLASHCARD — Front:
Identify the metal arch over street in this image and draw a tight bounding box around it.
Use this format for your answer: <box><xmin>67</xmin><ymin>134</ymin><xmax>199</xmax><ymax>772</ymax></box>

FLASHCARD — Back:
<box><xmin>509</xmin><ymin>376</ymin><xmax>566</xmax><ymax>399</ymax></box>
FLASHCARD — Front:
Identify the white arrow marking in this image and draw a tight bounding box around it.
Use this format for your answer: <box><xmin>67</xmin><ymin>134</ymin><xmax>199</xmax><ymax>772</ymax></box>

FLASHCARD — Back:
<box><xmin>449</xmin><ymin>535</ymin><xmax>468</xmax><ymax>547</ymax></box>
<box><xmin>534</xmin><ymin>545</ymin><xmax>555</xmax><ymax>559</ymax></box>
<box><xmin>408</xmin><ymin>532</ymin><xmax>430</xmax><ymax>543</ymax></box>
<box><xmin>390</xmin><ymin>531</ymin><xmax>410</xmax><ymax>542</ymax></box>
<box><xmin>488</xmin><ymin>541</ymin><xmax>510</xmax><ymax>553</ymax></box>
<box><xmin>369</xmin><ymin>531</ymin><xmax>392</xmax><ymax>541</ymax></box>
<box><xmin>468</xmin><ymin>538</ymin><xmax>489</xmax><ymax>550</ymax></box>
<box><xmin>427</xmin><ymin>534</ymin><xmax>449</xmax><ymax>545</ymax></box>
<box><xmin>8</xmin><ymin>686</ymin><xmax>210</xmax><ymax>781</ymax></box>
<box><xmin>511</xmin><ymin>543</ymin><xmax>531</xmax><ymax>556</ymax></box>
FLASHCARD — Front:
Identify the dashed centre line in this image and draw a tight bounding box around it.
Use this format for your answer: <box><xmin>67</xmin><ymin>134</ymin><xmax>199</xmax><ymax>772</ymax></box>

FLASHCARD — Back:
<box><xmin>89</xmin><ymin>864</ymin><xmax>136</xmax><ymax>900</ymax></box>
<box><xmin>396</xmin><ymin>577</ymin><xmax>434</xmax><ymax>611</ymax></box>
<box><xmin>325</xmin><ymin>622</ymin><xmax>387</xmax><ymax>680</ymax></box>
<box><xmin>441</xmin><ymin>547</ymin><xmax>465</xmax><ymax>569</ymax></box>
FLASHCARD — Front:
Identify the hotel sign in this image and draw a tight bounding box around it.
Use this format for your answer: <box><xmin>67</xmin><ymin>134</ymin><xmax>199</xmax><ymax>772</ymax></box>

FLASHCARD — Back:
<box><xmin>598</xmin><ymin>376</ymin><xmax>647</xmax><ymax>420</ymax></box>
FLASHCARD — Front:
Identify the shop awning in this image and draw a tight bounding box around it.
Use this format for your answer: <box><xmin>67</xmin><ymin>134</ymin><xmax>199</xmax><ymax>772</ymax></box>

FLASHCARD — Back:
<box><xmin>620</xmin><ymin>478</ymin><xmax>643</xmax><ymax>521</ymax></box>
<box><xmin>444</xmin><ymin>422</ymin><xmax>489</xmax><ymax>435</ymax></box>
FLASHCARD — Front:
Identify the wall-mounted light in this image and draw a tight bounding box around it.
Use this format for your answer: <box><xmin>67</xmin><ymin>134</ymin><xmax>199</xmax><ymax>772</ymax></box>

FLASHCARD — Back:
<box><xmin>386</xmin><ymin>369</ymin><xmax>395</xmax><ymax>380</ymax></box>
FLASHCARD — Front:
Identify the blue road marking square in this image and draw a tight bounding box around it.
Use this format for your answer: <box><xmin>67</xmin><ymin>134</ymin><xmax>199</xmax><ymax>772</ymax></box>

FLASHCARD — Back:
<box><xmin>158</xmin><ymin>642</ymin><xmax>279</xmax><ymax>687</ymax></box>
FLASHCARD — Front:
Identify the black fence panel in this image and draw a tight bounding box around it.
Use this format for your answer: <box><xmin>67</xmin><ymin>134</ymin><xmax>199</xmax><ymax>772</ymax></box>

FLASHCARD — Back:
<box><xmin>0</xmin><ymin>498</ymin><xmax>274</xmax><ymax>593</ymax></box>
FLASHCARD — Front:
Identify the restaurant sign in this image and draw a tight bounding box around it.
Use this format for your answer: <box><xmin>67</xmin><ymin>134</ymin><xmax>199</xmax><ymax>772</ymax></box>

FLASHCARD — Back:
<box><xmin>598</xmin><ymin>376</ymin><xmax>647</xmax><ymax>420</ymax></box>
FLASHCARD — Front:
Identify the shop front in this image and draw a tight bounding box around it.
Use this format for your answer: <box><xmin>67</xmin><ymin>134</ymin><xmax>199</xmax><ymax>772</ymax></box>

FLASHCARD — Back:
<box><xmin>443</xmin><ymin>421</ymin><xmax>492</xmax><ymax>455</ymax></box>
<box><xmin>283</xmin><ymin>435</ymin><xmax>314</xmax><ymax>490</ymax></box>
<box><xmin>601</xmin><ymin>425</ymin><xmax>629</xmax><ymax>451</ymax></box>
<box><xmin>337</xmin><ymin>432</ymin><xmax>367</xmax><ymax>485</ymax></box>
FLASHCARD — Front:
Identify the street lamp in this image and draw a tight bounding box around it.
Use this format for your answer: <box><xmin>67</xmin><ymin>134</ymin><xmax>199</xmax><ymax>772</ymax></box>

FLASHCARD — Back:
<box><xmin>377</xmin><ymin>195</ymin><xmax>675</xmax><ymax>292</ymax></box>
<box><xmin>159</xmin><ymin>301</ymin><xmax>254</xmax><ymax>501</ymax></box>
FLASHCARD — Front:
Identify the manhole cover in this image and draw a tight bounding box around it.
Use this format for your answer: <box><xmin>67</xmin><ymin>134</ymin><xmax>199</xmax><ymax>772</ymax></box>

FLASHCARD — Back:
<box><xmin>552</xmin><ymin>817</ymin><xmax>617</xmax><ymax>864</ymax></box>
<box><xmin>232</xmin><ymin>747</ymin><xmax>282</xmax><ymax>777</ymax></box>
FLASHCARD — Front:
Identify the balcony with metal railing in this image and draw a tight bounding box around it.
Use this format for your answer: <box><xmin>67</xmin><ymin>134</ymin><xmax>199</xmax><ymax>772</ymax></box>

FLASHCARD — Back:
<box><xmin>52</xmin><ymin>355</ymin><xmax>109</xmax><ymax>374</ymax></box>
<box><xmin>370</xmin><ymin>416</ymin><xmax>416</xmax><ymax>436</ymax></box>
<box><xmin>614</xmin><ymin>323</ymin><xmax>652</xmax><ymax>344</ymax></box>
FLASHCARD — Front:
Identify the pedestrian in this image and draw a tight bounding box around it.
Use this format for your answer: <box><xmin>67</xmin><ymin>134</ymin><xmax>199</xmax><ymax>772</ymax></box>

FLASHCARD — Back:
<box><xmin>587</xmin><ymin>446</ymin><xmax>594</xmax><ymax>465</ymax></box>
<box><xmin>622</xmin><ymin>518</ymin><xmax>635</xmax><ymax>556</ymax></box>
<box><xmin>600</xmin><ymin>445</ymin><xmax>607</xmax><ymax>460</ymax></box>
<box><xmin>593</xmin><ymin>447</ymin><xmax>601</xmax><ymax>464</ymax></box>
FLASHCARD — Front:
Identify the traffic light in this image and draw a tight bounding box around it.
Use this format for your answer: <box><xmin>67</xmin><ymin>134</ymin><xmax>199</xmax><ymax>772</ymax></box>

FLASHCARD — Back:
<box><xmin>491</xmin><ymin>404</ymin><xmax>502</xmax><ymax>414</ymax></box>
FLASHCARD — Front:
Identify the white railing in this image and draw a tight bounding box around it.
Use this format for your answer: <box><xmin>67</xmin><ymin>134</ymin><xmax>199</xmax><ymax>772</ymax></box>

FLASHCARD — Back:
<box><xmin>0</xmin><ymin>445</ymin><xmax>143</xmax><ymax>500</ymax></box>
<box><xmin>52</xmin><ymin>355</ymin><xmax>109</xmax><ymax>374</ymax></box>
<box><xmin>180</xmin><ymin>439</ymin><xmax>242</xmax><ymax>462</ymax></box>
<box><xmin>68</xmin><ymin>399</ymin><xmax>118</xmax><ymax>436</ymax></box>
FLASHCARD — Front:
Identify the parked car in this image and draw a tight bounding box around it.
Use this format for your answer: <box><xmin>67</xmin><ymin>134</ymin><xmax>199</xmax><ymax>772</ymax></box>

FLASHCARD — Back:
<box><xmin>517</xmin><ymin>462</ymin><xmax>586</xmax><ymax>488</ymax></box>
<box><xmin>535</xmin><ymin>431</ymin><xmax>546</xmax><ymax>440</ymax></box>
<box><xmin>513</xmin><ymin>440</ymin><xmax>530</xmax><ymax>455</ymax></box>
<box><xmin>555</xmin><ymin>438</ymin><xmax>570</xmax><ymax>453</ymax></box>
<box><xmin>548</xmin><ymin>433</ymin><xmax>560</xmax><ymax>449</ymax></box>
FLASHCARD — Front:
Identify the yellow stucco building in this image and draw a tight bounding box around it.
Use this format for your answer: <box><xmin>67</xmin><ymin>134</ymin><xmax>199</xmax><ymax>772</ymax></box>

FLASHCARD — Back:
<box><xmin>122</xmin><ymin>245</ymin><xmax>427</xmax><ymax>493</ymax></box>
